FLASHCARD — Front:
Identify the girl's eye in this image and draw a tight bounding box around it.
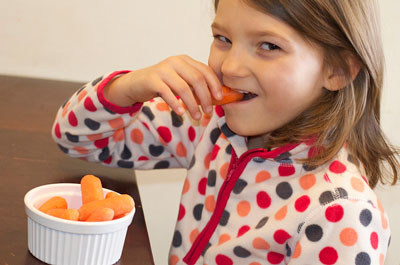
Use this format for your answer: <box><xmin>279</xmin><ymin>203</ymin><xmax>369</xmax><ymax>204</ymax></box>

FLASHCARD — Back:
<box><xmin>214</xmin><ymin>35</ymin><xmax>231</xmax><ymax>44</ymax></box>
<box><xmin>260</xmin><ymin>42</ymin><xmax>280</xmax><ymax>51</ymax></box>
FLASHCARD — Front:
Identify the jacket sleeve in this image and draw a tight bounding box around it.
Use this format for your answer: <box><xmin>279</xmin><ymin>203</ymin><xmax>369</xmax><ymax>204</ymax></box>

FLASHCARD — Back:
<box><xmin>51</xmin><ymin>71</ymin><xmax>208</xmax><ymax>170</ymax></box>
<box><xmin>288</xmin><ymin>199</ymin><xmax>390</xmax><ymax>264</ymax></box>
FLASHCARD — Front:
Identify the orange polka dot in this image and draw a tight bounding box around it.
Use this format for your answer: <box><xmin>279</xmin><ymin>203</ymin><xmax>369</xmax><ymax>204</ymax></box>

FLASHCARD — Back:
<box><xmin>205</xmin><ymin>195</ymin><xmax>216</xmax><ymax>212</ymax></box>
<box><xmin>350</xmin><ymin>177</ymin><xmax>365</xmax><ymax>192</ymax></box>
<box><xmin>381</xmin><ymin>214</ymin><xmax>388</xmax><ymax>230</ymax></box>
<box><xmin>62</xmin><ymin>101</ymin><xmax>70</xmax><ymax>117</ymax></box>
<box><xmin>220</xmin><ymin>162</ymin><xmax>229</xmax><ymax>180</ymax></box>
<box><xmin>340</xmin><ymin>227</ymin><xmax>358</xmax><ymax>246</ymax></box>
<box><xmin>182</xmin><ymin>178</ymin><xmax>190</xmax><ymax>195</ymax></box>
<box><xmin>379</xmin><ymin>253</ymin><xmax>385</xmax><ymax>265</ymax></box>
<box><xmin>377</xmin><ymin>199</ymin><xmax>384</xmax><ymax>213</ymax></box>
<box><xmin>190</xmin><ymin>229</ymin><xmax>199</xmax><ymax>244</ymax></box>
<box><xmin>176</xmin><ymin>142</ymin><xmax>187</xmax><ymax>157</ymax></box>
<box><xmin>252</xmin><ymin>237</ymin><xmax>270</xmax><ymax>250</ymax></box>
<box><xmin>73</xmin><ymin>146</ymin><xmax>89</xmax><ymax>154</ymax></box>
<box><xmin>77</xmin><ymin>89</ymin><xmax>87</xmax><ymax>103</ymax></box>
<box><xmin>274</xmin><ymin>205</ymin><xmax>287</xmax><ymax>221</ymax></box>
<box><xmin>156</xmin><ymin>102</ymin><xmax>170</xmax><ymax>111</ymax></box>
<box><xmin>292</xmin><ymin>242</ymin><xmax>302</xmax><ymax>259</ymax></box>
<box><xmin>108</xmin><ymin>117</ymin><xmax>124</xmax><ymax>129</ymax></box>
<box><xmin>113</xmin><ymin>128</ymin><xmax>125</xmax><ymax>142</ymax></box>
<box><xmin>87</xmin><ymin>133</ymin><xmax>103</xmax><ymax>141</ymax></box>
<box><xmin>249</xmin><ymin>263</ymin><xmax>262</xmax><ymax>265</ymax></box>
<box><xmin>218</xmin><ymin>233</ymin><xmax>231</xmax><ymax>245</ymax></box>
<box><xmin>130</xmin><ymin>129</ymin><xmax>144</xmax><ymax>144</ymax></box>
<box><xmin>255</xmin><ymin>170</ymin><xmax>271</xmax><ymax>183</ymax></box>
<box><xmin>169</xmin><ymin>254</ymin><xmax>179</xmax><ymax>265</ymax></box>
<box><xmin>201</xmin><ymin>114</ymin><xmax>211</xmax><ymax>127</ymax></box>
<box><xmin>299</xmin><ymin>174</ymin><xmax>316</xmax><ymax>190</ymax></box>
<box><xmin>237</xmin><ymin>200</ymin><xmax>251</xmax><ymax>217</ymax></box>
<box><xmin>204</xmin><ymin>152</ymin><xmax>212</xmax><ymax>169</ymax></box>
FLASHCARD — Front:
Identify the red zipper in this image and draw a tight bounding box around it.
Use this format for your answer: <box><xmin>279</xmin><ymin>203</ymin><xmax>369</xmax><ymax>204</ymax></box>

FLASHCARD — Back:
<box><xmin>182</xmin><ymin>143</ymin><xmax>300</xmax><ymax>265</ymax></box>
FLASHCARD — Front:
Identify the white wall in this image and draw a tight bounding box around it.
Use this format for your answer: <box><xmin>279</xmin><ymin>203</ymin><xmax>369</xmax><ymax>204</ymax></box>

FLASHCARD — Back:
<box><xmin>1</xmin><ymin>1</ymin><xmax>399</xmax><ymax>264</ymax></box>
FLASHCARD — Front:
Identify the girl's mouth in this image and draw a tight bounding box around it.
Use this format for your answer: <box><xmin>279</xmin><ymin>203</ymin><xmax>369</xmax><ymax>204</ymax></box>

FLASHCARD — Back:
<box><xmin>240</xmin><ymin>91</ymin><xmax>258</xmax><ymax>101</ymax></box>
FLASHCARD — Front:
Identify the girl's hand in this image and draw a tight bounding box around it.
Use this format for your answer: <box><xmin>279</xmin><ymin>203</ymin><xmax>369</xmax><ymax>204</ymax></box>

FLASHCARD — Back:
<box><xmin>103</xmin><ymin>55</ymin><xmax>222</xmax><ymax>120</ymax></box>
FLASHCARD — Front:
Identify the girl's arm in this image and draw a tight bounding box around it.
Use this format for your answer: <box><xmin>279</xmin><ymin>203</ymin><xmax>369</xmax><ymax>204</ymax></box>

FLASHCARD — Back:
<box><xmin>288</xmin><ymin>199</ymin><xmax>390</xmax><ymax>264</ymax></box>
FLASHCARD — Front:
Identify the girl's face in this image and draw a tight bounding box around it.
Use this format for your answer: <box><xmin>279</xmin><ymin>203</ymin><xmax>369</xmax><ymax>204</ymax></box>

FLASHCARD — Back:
<box><xmin>208</xmin><ymin>0</ymin><xmax>328</xmax><ymax>137</ymax></box>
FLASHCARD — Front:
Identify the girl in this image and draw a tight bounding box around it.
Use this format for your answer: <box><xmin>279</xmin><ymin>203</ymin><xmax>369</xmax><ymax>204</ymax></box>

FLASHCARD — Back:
<box><xmin>52</xmin><ymin>0</ymin><xmax>399</xmax><ymax>264</ymax></box>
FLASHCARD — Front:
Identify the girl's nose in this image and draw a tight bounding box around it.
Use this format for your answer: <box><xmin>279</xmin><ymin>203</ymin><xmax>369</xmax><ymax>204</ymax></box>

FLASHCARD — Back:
<box><xmin>220</xmin><ymin>48</ymin><xmax>250</xmax><ymax>79</ymax></box>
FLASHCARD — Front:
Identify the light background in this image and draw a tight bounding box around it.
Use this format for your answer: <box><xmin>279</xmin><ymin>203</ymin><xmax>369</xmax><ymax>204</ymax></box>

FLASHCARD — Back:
<box><xmin>1</xmin><ymin>1</ymin><xmax>399</xmax><ymax>264</ymax></box>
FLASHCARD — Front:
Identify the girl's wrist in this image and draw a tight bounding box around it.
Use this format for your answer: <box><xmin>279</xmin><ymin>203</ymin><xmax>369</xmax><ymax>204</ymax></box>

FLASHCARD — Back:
<box><xmin>102</xmin><ymin>74</ymin><xmax>137</xmax><ymax>107</ymax></box>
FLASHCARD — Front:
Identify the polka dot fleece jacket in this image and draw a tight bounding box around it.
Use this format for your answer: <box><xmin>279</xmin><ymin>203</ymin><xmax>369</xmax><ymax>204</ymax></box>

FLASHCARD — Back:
<box><xmin>52</xmin><ymin>71</ymin><xmax>390</xmax><ymax>265</ymax></box>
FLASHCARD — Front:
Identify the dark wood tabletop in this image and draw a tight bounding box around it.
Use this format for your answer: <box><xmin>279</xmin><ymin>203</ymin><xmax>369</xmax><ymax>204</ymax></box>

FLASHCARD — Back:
<box><xmin>0</xmin><ymin>75</ymin><xmax>154</xmax><ymax>265</ymax></box>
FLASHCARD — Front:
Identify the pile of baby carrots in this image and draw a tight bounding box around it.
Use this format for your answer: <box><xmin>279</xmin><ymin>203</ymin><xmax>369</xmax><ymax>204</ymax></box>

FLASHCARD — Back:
<box><xmin>37</xmin><ymin>175</ymin><xmax>135</xmax><ymax>222</ymax></box>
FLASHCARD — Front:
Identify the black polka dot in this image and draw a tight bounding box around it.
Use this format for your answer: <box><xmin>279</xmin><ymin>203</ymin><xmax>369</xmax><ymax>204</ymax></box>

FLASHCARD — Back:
<box><xmin>61</xmin><ymin>99</ymin><xmax>68</xmax><ymax>108</ymax></box>
<box><xmin>219</xmin><ymin>210</ymin><xmax>230</xmax><ymax>226</ymax></box>
<box><xmin>274</xmin><ymin>152</ymin><xmax>291</xmax><ymax>162</ymax></box>
<box><xmin>276</xmin><ymin>182</ymin><xmax>293</xmax><ymax>199</ymax></box>
<box><xmin>233</xmin><ymin>246</ymin><xmax>251</xmax><ymax>258</ymax></box>
<box><xmin>142</xmin><ymin>106</ymin><xmax>155</xmax><ymax>121</ymax></box>
<box><xmin>171</xmin><ymin>111</ymin><xmax>183</xmax><ymax>127</ymax></box>
<box><xmin>149</xmin><ymin>144</ymin><xmax>165</xmax><ymax>157</ymax></box>
<box><xmin>253</xmin><ymin>157</ymin><xmax>266</xmax><ymax>163</ymax></box>
<box><xmin>388</xmin><ymin>236</ymin><xmax>391</xmax><ymax>247</ymax></box>
<box><xmin>359</xmin><ymin>209</ymin><xmax>373</xmax><ymax>227</ymax></box>
<box><xmin>154</xmin><ymin>160</ymin><xmax>170</xmax><ymax>169</ymax></box>
<box><xmin>319</xmin><ymin>191</ymin><xmax>335</xmax><ymax>205</ymax></box>
<box><xmin>348</xmin><ymin>154</ymin><xmax>360</xmax><ymax>166</ymax></box>
<box><xmin>210</xmin><ymin>128</ymin><xmax>221</xmax><ymax>144</ymax></box>
<box><xmin>305</xmin><ymin>224</ymin><xmax>323</xmax><ymax>242</ymax></box>
<box><xmin>66</xmin><ymin>132</ymin><xmax>79</xmax><ymax>143</ymax></box>
<box><xmin>75</xmin><ymin>85</ymin><xmax>86</xmax><ymax>96</ymax></box>
<box><xmin>225</xmin><ymin>144</ymin><xmax>232</xmax><ymax>155</ymax></box>
<box><xmin>84</xmin><ymin>118</ymin><xmax>100</xmax><ymax>131</ymax></box>
<box><xmin>193</xmin><ymin>204</ymin><xmax>203</xmax><ymax>221</ymax></box>
<box><xmin>233</xmin><ymin>179</ymin><xmax>247</xmax><ymax>194</ymax></box>
<box><xmin>202</xmin><ymin>242</ymin><xmax>211</xmax><ymax>256</ymax></box>
<box><xmin>172</xmin><ymin>230</ymin><xmax>182</xmax><ymax>247</ymax></box>
<box><xmin>121</xmin><ymin>145</ymin><xmax>132</xmax><ymax>160</ymax></box>
<box><xmin>297</xmin><ymin>222</ymin><xmax>305</xmax><ymax>233</ymax></box>
<box><xmin>303</xmin><ymin>163</ymin><xmax>317</xmax><ymax>171</ymax></box>
<box><xmin>104</xmin><ymin>106</ymin><xmax>116</xmax><ymax>115</ymax></box>
<box><xmin>99</xmin><ymin>147</ymin><xmax>110</xmax><ymax>161</ymax></box>
<box><xmin>355</xmin><ymin>252</ymin><xmax>371</xmax><ymax>265</ymax></box>
<box><xmin>336</xmin><ymin>187</ymin><xmax>348</xmax><ymax>199</ymax></box>
<box><xmin>255</xmin><ymin>216</ymin><xmax>269</xmax><ymax>229</ymax></box>
<box><xmin>117</xmin><ymin>160</ymin><xmax>134</xmax><ymax>168</ymax></box>
<box><xmin>221</xmin><ymin>123</ymin><xmax>235</xmax><ymax>137</ymax></box>
<box><xmin>285</xmin><ymin>243</ymin><xmax>292</xmax><ymax>257</ymax></box>
<box><xmin>57</xmin><ymin>144</ymin><xmax>68</xmax><ymax>154</ymax></box>
<box><xmin>207</xmin><ymin>170</ymin><xmax>217</xmax><ymax>187</ymax></box>
<box><xmin>188</xmin><ymin>156</ymin><xmax>196</xmax><ymax>169</ymax></box>
<box><xmin>91</xmin><ymin>76</ymin><xmax>103</xmax><ymax>86</ymax></box>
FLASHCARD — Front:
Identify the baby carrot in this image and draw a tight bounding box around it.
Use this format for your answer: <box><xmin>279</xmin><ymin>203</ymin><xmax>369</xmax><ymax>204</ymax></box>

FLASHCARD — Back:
<box><xmin>86</xmin><ymin>207</ymin><xmax>114</xmax><ymax>222</ymax></box>
<box><xmin>46</xmin><ymin>208</ymin><xmax>79</xmax><ymax>221</ymax></box>
<box><xmin>195</xmin><ymin>86</ymin><xmax>244</xmax><ymax>106</ymax></box>
<box><xmin>38</xmin><ymin>196</ymin><xmax>68</xmax><ymax>213</ymax></box>
<box><xmin>81</xmin><ymin>174</ymin><xmax>104</xmax><ymax>204</ymax></box>
<box><xmin>78</xmin><ymin>194</ymin><xmax>134</xmax><ymax>221</ymax></box>
<box><xmin>105</xmin><ymin>191</ymin><xmax>119</xmax><ymax>199</ymax></box>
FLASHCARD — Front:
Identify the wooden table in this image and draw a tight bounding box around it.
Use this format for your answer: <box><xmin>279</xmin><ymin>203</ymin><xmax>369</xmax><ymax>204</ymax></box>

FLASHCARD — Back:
<box><xmin>0</xmin><ymin>75</ymin><xmax>154</xmax><ymax>264</ymax></box>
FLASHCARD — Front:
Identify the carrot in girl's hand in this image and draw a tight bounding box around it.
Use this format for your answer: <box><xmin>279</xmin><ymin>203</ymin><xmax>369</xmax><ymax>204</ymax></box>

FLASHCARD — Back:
<box><xmin>195</xmin><ymin>86</ymin><xmax>244</xmax><ymax>106</ymax></box>
<box><xmin>86</xmin><ymin>207</ymin><xmax>114</xmax><ymax>222</ymax></box>
<box><xmin>46</xmin><ymin>208</ymin><xmax>79</xmax><ymax>221</ymax></box>
<box><xmin>79</xmin><ymin>194</ymin><xmax>134</xmax><ymax>221</ymax></box>
<box><xmin>81</xmin><ymin>174</ymin><xmax>104</xmax><ymax>204</ymax></box>
<box><xmin>38</xmin><ymin>196</ymin><xmax>68</xmax><ymax>213</ymax></box>
<box><xmin>105</xmin><ymin>191</ymin><xmax>119</xmax><ymax>199</ymax></box>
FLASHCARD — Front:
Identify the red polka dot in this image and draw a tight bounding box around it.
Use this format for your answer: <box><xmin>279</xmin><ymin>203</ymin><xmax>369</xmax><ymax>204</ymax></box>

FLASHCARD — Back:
<box><xmin>84</xmin><ymin>96</ymin><xmax>97</xmax><ymax>112</ymax></box>
<box><xmin>325</xmin><ymin>204</ymin><xmax>344</xmax><ymax>223</ymax></box>
<box><xmin>319</xmin><ymin>247</ymin><xmax>338</xmax><ymax>265</ymax></box>
<box><xmin>237</xmin><ymin>225</ymin><xmax>250</xmax><ymax>237</ymax></box>
<box><xmin>198</xmin><ymin>177</ymin><xmax>207</xmax><ymax>195</ymax></box>
<box><xmin>142</xmin><ymin>122</ymin><xmax>150</xmax><ymax>130</ymax></box>
<box><xmin>215</xmin><ymin>106</ymin><xmax>225</xmax><ymax>117</ymax></box>
<box><xmin>94</xmin><ymin>138</ymin><xmax>109</xmax><ymax>149</ymax></box>
<box><xmin>177</xmin><ymin>204</ymin><xmax>185</xmax><ymax>221</ymax></box>
<box><xmin>324</xmin><ymin>173</ymin><xmax>332</xmax><ymax>183</ymax></box>
<box><xmin>215</xmin><ymin>254</ymin><xmax>233</xmax><ymax>265</ymax></box>
<box><xmin>68</xmin><ymin>111</ymin><xmax>78</xmax><ymax>126</ymax></box>
<box><xmin>188</xmin><ymin>126</ymin><xmax>196</xmax><ymax>142</ymax></box>
<box><xmin>257</xmin><ymin>191</ymin><xmax>271</xmax><ymax>209</ymax></box>
<box><xmin>157</xmin><ymin>126</ymin><xmax>172</xmax><ymax>143</ymax></box>
<box><xmin>267</xmin><ymin>251</ymin><xmax>284</xmax><ymax>264</ymax></box>
<box><xmin>308</xmin><ymin>145</ymin><xmax>324</xmax><ymax>158</ymax></box>
<box><xmin>104</xmin><ymin>156</ymin><xmax>112</xmax><ymax>164</ymax></box>
<box><xmin>278</xmin><ymin>164</ymin><xmax>295</xmax><ymax>176</ymax></box>
<box><xmin>273</xmin><ymin>229</ymin><xmax>292</xmax><ymax>244</ymax></box>
<box><xmin>294</xmin><ymin>195</ymin><xmax>311</xmax><ymax>212</ymax></box>
<box><xmin>54</xmin><ymin>123</ymin><xmax>61</xmax><ymax>138</ymax></box>
<box><xmin>370</xmin><ymin>232</ymin><xmax>379</xmax><ymax>250</ymax></box>
<box><xmin>211</xmin><ymin>145</ymin><xmax>220</xmax><ymax>160</ymax></box>
<box><xmin>329</xmin><ymin>160</ymin><xmax>346</xmax><ymax>174</ymax></box>
<box><xmin>138</xmin><ymin>156</ymin><xmax>149</xmax><ymax>161</ymax></box>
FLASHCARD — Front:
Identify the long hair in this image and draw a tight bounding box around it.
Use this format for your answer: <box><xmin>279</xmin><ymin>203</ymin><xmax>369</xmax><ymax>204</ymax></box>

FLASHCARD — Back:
<box><xmin>214</xmin><ymin>0</ymin><xmax>399</xmax><ymax>188</ymax></box>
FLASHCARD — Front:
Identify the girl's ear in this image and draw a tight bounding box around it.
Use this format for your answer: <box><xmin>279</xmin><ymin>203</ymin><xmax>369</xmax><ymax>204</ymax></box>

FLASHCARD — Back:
<box><xmin>323</xmin><ymin>54</ymin><xmax>361</xmax><ymax>91</ymax></box>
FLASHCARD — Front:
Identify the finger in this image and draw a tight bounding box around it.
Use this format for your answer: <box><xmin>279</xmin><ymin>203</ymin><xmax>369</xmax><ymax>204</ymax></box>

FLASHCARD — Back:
<box><xmin>180</xmin><ymin>55</ymin><xmax>223</xmax><ymax>100</ymax></box>
<box><xmin>155</xmin><ymin>82</ymin><xmax>186</xmax><ymax>116</ymax></box>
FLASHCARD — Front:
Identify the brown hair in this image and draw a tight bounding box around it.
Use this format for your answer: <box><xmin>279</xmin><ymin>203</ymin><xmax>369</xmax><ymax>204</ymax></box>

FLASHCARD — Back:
<box><xmin>214</xmin><ymin>0</ymin><xmax>399</xmax><ymax>188</ymax></box>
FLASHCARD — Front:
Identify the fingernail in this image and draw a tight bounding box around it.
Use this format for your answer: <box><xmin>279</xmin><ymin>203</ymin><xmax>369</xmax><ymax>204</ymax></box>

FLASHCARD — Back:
<box><xmin>216</xmin><ymin>91</ymin><xmax>222</xmax><ymax>99</ymax></box>
<box><xmin>206</xmin><ymin>106</ymin><xmax>213</xmax><ymax>113</ymax></box>
<box><xmin>194</xmin><ymin>112</ymin><xmax>201</xmax><ymax>120</ymax></box>
<box><xmin>178</xmin><ymin>107</ymin><xmax>185</xmax><ymax>114</ymax></box>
